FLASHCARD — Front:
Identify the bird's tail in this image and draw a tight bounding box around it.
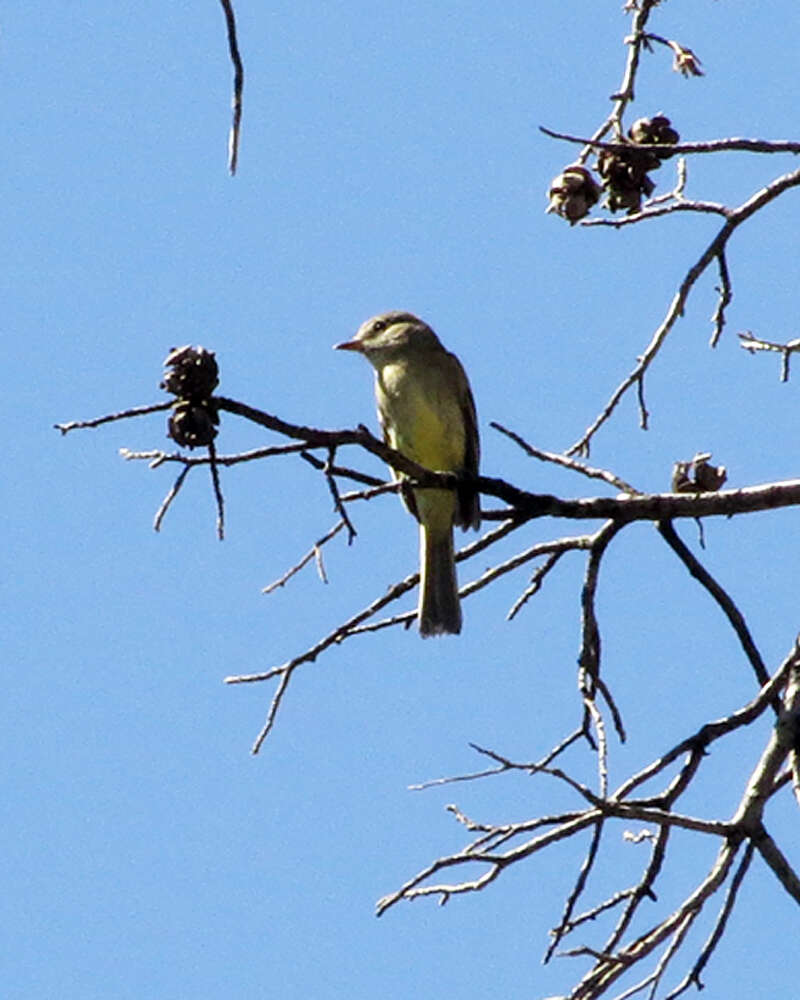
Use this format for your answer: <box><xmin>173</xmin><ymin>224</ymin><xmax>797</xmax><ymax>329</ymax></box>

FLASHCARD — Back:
<box><xmin>418</xmin><ymin>523</ymin><xmax>461</xmax><ymax>637</ymax></box>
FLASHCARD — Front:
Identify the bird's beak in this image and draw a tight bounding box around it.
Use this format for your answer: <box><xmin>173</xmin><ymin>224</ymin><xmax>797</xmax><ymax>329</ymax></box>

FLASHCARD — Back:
<box><xmin>333</xmin><ymin>338</ymin><xmax>362</xmax><ymax>352</ymax></box>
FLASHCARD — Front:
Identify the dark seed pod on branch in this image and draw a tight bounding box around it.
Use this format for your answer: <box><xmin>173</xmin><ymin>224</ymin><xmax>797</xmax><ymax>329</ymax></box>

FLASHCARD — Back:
<box><xmin>161</xmin><ymin>346</ymin><xmax>220</xmax><ymax>448</ymax></box>
<box><xmin>628</xmin><ymin>115</ymin><xmax>680</xmax><ymax>160</ymax></box>
<box><xmin>595</xmin><ymin>115</ymin><xmax>679</xmax><ymax>214</ymax></box>
<box><xmin>671</xmin><ymin>453</ymin><xmax>727</xmax><ymax>493</ymax></box>
<box><xmin>168</xmin><ymin>400</ymin><xmax>220</xmax><ymax>449</ymax></box>
<box><xmin>161</xmin><ymin>345</ymin><xmax>219</xmax><ymax>401</ymax></box>
<box><xmin>546</xmin><ymin>165</ymin><xmax>601</xmax><ymax>223</ymax></box>
<box><xmin>596</xmin><ymin>142</ymin><xmax>656</xmax><ymax>214</ymax></box>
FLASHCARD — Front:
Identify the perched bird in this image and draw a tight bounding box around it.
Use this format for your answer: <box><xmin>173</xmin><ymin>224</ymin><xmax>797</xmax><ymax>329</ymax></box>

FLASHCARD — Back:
<box><xmin>335</xmin><ymin>311</ymin><xmax>480</xmax><ymax>637</ymax></box>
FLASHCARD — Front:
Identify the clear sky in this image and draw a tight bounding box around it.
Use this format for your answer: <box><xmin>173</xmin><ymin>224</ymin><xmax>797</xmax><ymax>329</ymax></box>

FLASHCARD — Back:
<box><xmin>4</xmin><ymin>3</ymin><xmax>799</xmax><ymax>998</ymax></box>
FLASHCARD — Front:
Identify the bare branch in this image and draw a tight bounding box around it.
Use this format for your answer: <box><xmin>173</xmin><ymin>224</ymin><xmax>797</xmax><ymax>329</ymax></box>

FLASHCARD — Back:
<box><xmin>548</xmin><ymin>821</ymin><xmax>606</xmax><ymax>959</ymax></box>
<box><xmin>607</xmin><ymin>1</ymin><xmax>662</xmax><ymax>134</ymax></box>
<box><xmin>61</xmin><ymin>394</ymin><xmax>800</xmax><ymax>528</ymax></box>
<box><xmin>322</xmin><ymin>447</ymin><xmax>357</xmax><ymax>543</ymax></box>
<box><xmin>571</xmin><ymin>837</ymin><xmax>742</xmax><ymax>999</ymax></box>
<box><xmin>300</xmin><ymin>449</ymin><xmax>386</xmax><ymax>490</ymax></box>
<box><xmin>583</xmin><ymin>198</ymin><xmax>729</xmax><ymax>228</ymax></box>
<box><xmin>409</xmin><ymin>732</ymin><xmax>586</xmax><ymax>791</ymax></box>
<box><xmin>262</xmin><ymin>521</ymin><xmax>345</xmax><ymax>594</ymax></box>
<box><xmin>219</xmin><ymin>0</ymin><xmax>244</xmax><ymax>174</ymax></box>
<box><xmin>753</xmin><ymin>824</ymin><xmax>800</xmax><ymax>902</ymax></box>
<box><xmin>731</xmin><ymin>653</ymin><xmax>800</xmax><ymax>900</ymax></box>
<box><xmin>54</xmin><ymin>401</ymin><xmax>172</xmax><ymax>434</ymax></box>
<box><xmin>663</xmin><ymin>843</ymin><xmax>754</xmax><ymax>1000</ymax></box>
<box><xmin>657</xmin><ymin>519</ymin><xmax>774</xmax><ymax>704</ymax></box>
<box><xmin>567</xmin><ymin>166</ymin><xmax>800</xmax><ymax>455</ymax></box>
<box><xmin>579</xmin><ymin>520</ymin><xmax>627</xmax><ymax>760</ymax></box>
<box><xmin>541</xmin><ymin>127</ymin><xmax>800</xmax><ymax>158</ymax></box>
<box><xmin>614</xmin><ymin>643</ymin><xmax>798</xmax><ymax>803</ymax></box>
<box><xmin>226</xmin><ymin>562</ymin><xmax>454</xmax><ymax>752</ymax></box>
<box><xmin>467</xmin><ymin>533</ymin><xmax>593</xmax><ymax>605</ymax></box>
<box><xmin>338</xmin><ymin>482</ymin><xmax>401</xmax><ymax>504</ymax></box>
<box><xmin>491</xmin><ymin>421</ymin><xmax>640</xmax><ymax>494</ymax></box>
<box><xmin>603</xmin><ymin>827</ymin><xmax>670</xmax><ymax>958</ymax></box>
<box><xmin>489</xmin><ymin>477</ymin><xmax>800</xmax><ymax>526</ymax></box>
<box><xmin>375</xmin><ymin>810</ymin><xmax>601</xmax><ymax>917</ymax></box>
<box><xmin>153</xmin><ymin>464</ymin><xmax>191</xmax><ymax>533</ymax></box>
<box><xmin>208</xmin><ymin>439</ymin><xmax>225</xmax><ymax>540</ymax></box>
<box><xmin>507</xmin><ymin>550</ymin><xmax>565</xmax><ymax>621</ymax></box>
<box><xmin>120</xmin><ymin>443</ymin><xmax>313</xmax><ymax>472</ymax></box>
<box><xmin>709</xmin><ymin>249</ymin><xmax>732</xmax><ymax>348</ymax></box>
<box><xmin>739</xmin><ymin>330</ymin><xmax>800</xmax><ymax>382</ymax></box>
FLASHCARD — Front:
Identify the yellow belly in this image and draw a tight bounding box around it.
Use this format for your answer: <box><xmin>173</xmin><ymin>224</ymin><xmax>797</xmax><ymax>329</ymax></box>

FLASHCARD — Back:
<box><xmin>376</xmin><ymin>360</ymin><xmax>466</xmax><ymax>472</ymax></box>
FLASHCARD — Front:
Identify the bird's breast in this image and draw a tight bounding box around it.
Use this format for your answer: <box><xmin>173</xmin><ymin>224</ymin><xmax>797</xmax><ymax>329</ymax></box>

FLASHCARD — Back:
<box><xmin>376</xmin><ymin>361</ymin><xmax>466</xmax><ymax>472</ymax></box>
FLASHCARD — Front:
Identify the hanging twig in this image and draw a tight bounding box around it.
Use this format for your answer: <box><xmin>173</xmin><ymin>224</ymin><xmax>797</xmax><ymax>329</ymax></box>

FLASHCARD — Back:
<box><xmin>219</xmin><ymin>0</ymin><xmax>244</xmax><ymax>174</ymax></box>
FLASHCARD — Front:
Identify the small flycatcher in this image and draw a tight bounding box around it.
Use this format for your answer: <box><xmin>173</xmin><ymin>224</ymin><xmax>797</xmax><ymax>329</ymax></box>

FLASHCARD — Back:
<box><xmin>335</xmin><ymin>311</ymin><xmax>480</xmax><ymax>637</ymax></box>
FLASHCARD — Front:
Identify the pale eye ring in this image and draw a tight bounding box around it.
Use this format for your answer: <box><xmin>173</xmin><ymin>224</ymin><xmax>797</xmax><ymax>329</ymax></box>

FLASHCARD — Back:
<box><xmin>372</xmin><ymin>319</ymin><xmax>386</xmax><ymax>333</ymax></box>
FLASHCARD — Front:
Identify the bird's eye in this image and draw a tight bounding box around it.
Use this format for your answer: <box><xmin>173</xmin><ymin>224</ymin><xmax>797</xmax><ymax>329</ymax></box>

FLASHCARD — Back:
<box><xmin>372</xmin><ymin>319</ymin><xmax>386</xmax><ymax>333</ymax></box>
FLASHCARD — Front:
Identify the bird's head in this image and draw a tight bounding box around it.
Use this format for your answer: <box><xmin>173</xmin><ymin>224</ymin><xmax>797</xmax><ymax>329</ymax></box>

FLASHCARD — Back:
<box><xmin>334</xmin><ymin>311</ymin><xmax>442</xmax><ymax>361</ymax></box>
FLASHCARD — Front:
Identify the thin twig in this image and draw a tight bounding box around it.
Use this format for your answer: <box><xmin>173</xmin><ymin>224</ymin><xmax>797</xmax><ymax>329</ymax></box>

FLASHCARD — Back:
<box><xmin>579</xmin><ymin>521</ymin><xmax>626</xmax><ymax>762</ymax></box>
<box><xmin>338</xmin><ymin>482</ymin><xmax>402</xmax><ymax>504</ymax></box>
<box><xmin>466</xmin><ymin>534</ymin><xmax>594</xmax><ymax>607</ymax></box>
<box><xmin>657</xmin><ymin>519</ymin><xmax>776</xmax><ymax>708</ymax></box>
<box><xmin>345</xmin><ymin>520</ymin><xmax>569</xmax><ymax>637</ymax></box>
<box><xmin>226</xmin><ymin>573</ymin><xmax>434</xmax><ymax>751</ymax></box>
<box><xmin>636</xmin><ymin>373</ymin><xmax>649</xmax><ymax>431</ymax></box>
<box><xmin>300</xmin><ymin>449</ymin><xmax>386</xmax><ymax>488</ymax></box>
<box><xmin>153</xmin><ymin>465</ymin><xmax>191</xmax><ymax>533</ymax></box>
<box><xmin>607</xmin><ymin>0</ymin><xmax>661</xmax><ymax>135</ymax></box>
<box><xmin>262</xmin><ymin>521</ymin><xmax>345</xmax><ymax>594</ymax></box>
<box><xmin>739</xmin><ymin>331</ymin><xmax>800</xmax><ymax>382</ymax></box>
<box><xmin>409</xmin><ymin>730</ymin><xmax>585</xmax><ymax>791</ymax></box>
<box><xmin>208</xmin><ymin>439</ymin><xmax>225</xmax><ymax>540</ymax></box>
<box><xmin>641</xmin><ymin>909</ymin><xmax>696</xmax><ymax>1000</ymax></box>
<box><xmin>507</xmin><ymin>551</ymin><xmax>565</xmax><ymax>621</ymax></box>
<box><xmin>55</xmin><ymin>401</ymin><xmax>172</xmax><ymax>434</ymax></box>
<box><xmin>375</xmin><ymin>810</ymin><xmax>602</xmax><ymax>917</ymax></box>
<box><xmin>571</xmin><ymin>837</ymin><xmax>741</xmax><ymax>998</ymax></box>
<box><xmin>548</xmin><ymin>820</ymin><xmax>606</xmax><ymax>959</ymax></box>
<box><xmin>663</xmin><ymin>843</ymin><xmax>754</xmax><ymax>1000</ymax></box>
<box><xmin>219</xmin><ymin>0</ymin><xmax>244</xmax><ymax>174</ymax></box>
<box><xmin>709</xmin><ymin>249</ymin><xmax>732</xmax><ymax>347</ymax></box>
<box><xmin>567</xmin><ymin>166</ymin><xmax>800</xmax><ymax>456</ymax></box>
<box><xmin>584</xmin><ymin>198</ymin><xmax>729</xmax><ymax>228</ymax></box>
<box><xmin>596</xmin><ymin>676</ymin><xmax>627</xmax><ymax>744</ymax></box>
<box><xmin>613</xmin><ymin>644</ymin><xmax>798</xmax><ymax>804</ymax></box>
<box><xmin>323</xmin><ymin>447</ymin><xmax>357</xmax><ymax>543</ymax></box>
<box><xmin>603</xmin><ymin>826</ymin><xmax>670</xmax><ymax>958</ymax></box>
<box><xmin>491</xmin><ymin>421</ymin><xmax>640</xmax><ymax>494</ymax></box>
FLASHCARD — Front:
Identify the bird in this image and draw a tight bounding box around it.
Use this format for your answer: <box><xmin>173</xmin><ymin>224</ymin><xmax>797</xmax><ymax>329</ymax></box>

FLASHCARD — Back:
<box><xmin>335</xmin><ymin>311</ymin><xmax>480</xmax><ymax>636</ymax></box>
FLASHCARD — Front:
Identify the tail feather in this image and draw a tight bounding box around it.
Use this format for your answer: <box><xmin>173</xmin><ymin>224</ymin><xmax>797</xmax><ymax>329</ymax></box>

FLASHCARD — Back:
<box><xmin>418</xmin><ymin>524</ymin><xmax>461</xmax><ymax>637</ymax></box>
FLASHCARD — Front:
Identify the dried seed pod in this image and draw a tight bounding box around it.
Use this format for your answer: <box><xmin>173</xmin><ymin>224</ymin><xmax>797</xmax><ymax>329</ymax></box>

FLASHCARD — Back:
<box><xmin>668</xmin><ymin>42</ymin><xmax>704</xmax><ymax>78</ymax></box>
<box><xmin>161</xmin><ymin>346</ymin><xmax>220</xmax><ymax>448</ymax></box>
<box><xmin>546</xmin><ymin>165</ymin><xmax>601</xmax><ymax>224</ymax></box>
<box><xmin>168</xmin><ymin>401</ymin><xmax>219</xmax><ymax>449</ymax></box>
<box><xmin>596</xmin><ymin>143</ymin><xmax>656</xmax><ymax>214</ymax></box>
<box><xmin>628</xmin><ymin>115</ymin><xmax>680</xmax><ymax>160</ymax></box>
<box><xmin>161</xmin><ymin>345</ymin><xmax>219</xmax><ymax>401</ymax></box>
<box><xmin>671</xmin><ymin>453</ymin><xmax>727</xmax><ymax>493</ymax></box>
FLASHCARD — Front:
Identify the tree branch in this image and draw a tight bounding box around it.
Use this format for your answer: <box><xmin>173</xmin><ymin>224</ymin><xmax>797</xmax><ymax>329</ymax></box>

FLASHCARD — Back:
<box><xmin>566</xmin><ymin>166</ymin><xmax>800</xmax><ymax>455</ymax></box>
<box><xmin>219</xmin><ymin>0</ymin><xmax>244</xmax><ymax>174</ymax></box>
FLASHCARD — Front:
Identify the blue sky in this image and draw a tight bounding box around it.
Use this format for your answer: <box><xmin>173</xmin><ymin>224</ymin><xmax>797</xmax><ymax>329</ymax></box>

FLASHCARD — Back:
<box><xmin>4</xmin><ymin>3</ymin><xmax>799</xmax><ymax>998</ymax></box>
